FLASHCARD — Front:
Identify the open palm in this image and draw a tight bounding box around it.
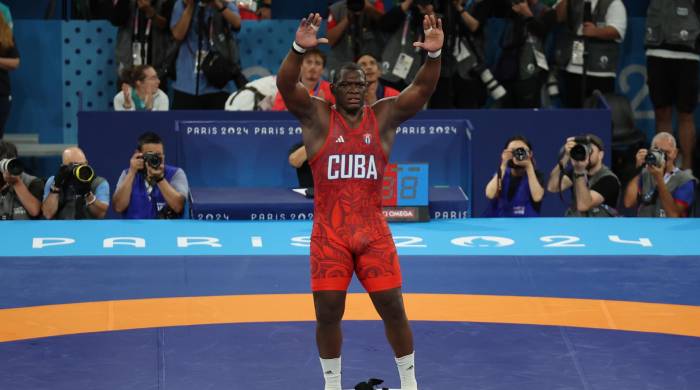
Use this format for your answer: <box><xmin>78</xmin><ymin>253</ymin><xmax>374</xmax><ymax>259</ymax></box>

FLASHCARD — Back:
<box><xmin>295</xmin><ymin>13</ymin><xmax>329</xmax><ymax>49</ymax></box>
<box><xmin>413</xmin><ymin>14</ymin><xmax>444</xmax><ymax>53</ymax></box>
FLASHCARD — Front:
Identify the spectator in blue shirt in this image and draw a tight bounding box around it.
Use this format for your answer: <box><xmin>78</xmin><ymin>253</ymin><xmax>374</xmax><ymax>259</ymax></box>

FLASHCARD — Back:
<box><xmin>170</xmin><ymin>0</ymin><xmax>242</xmax><ymax>109</ymax></box>
<box><xmin>42</xmin><ymin>147</ymin><xmax>110</xmax><ymax>220</ymax></box>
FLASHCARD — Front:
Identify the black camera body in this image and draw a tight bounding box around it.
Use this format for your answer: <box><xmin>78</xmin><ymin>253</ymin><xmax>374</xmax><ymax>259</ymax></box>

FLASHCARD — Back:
<box><xmin>570</xmin><ymin>136</ymin><xmax>593</xmax><ymax>162</ymax></box>
<box><xmin>513</xmin><ymin>147</ymin><xmax>529</xmax><ymax>162</ymax></box>
<box><xmin>141</xmin><ymin>152</ymin><xmax>163</xmax><ymax>169</ymax></box>
<box><xmin>645</xmin><ymin>148</ymin><xmax>666</xmax><ymax>168</ymax></box>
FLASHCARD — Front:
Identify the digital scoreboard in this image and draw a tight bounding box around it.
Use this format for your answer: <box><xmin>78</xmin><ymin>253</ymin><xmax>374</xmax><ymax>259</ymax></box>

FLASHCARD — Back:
<box><xmin>382</xmin><ymin>163</ymin><xmax>429</xmax><ymax>222</ymax></box>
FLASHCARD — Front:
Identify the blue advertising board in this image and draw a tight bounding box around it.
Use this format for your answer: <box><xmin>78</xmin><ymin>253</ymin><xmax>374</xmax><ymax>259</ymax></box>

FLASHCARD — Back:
<box><xmin>79</xmin><ymin>109</ymin><xmax>609</xmax><ymax>218</ymax></box>
<box><xmin>175</xmin><ymin>119</ymin><xmax>470</xmax><ymax>191</ymax></box>
<box><xmin>1</xmin><ymin>218</ymin><xmax>697</xmax><ymax>258</ymax></box>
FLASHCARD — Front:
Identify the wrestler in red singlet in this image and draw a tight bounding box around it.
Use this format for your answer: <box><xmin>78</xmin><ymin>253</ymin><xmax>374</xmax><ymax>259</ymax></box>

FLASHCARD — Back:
<box><xmin>308</xmin><ymin>105</ymin><xmax>401</xmax><ymax>292</ymax></box>
<box><xmin>277</xmin><ymin>12</ymin><xmax>443</xmax><ymax>390</ymax></box>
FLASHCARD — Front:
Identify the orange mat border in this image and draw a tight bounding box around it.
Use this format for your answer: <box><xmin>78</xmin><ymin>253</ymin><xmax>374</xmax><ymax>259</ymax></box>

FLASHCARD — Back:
<box><xmin>2</xmin><ymin>294</ymin><xmax>699</xmax><ymax>342</ymax></box>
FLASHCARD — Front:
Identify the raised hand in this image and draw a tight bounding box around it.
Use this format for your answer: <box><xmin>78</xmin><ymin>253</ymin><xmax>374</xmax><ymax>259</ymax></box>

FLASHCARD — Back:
<box><xmin>122</xmin><ymin>83</ymin><xmax>133</xmax><ymax>108</ymax></box>
<box><xmin>129</xmin><ymin>151</ymin><xmax>144</xmax><ymax>174</ymax></box>
<box><xmin>413</xmin><ymin>14</ymin><xmax>444</xmax><ymax>53</ymax></box>
<box><xmin>295</xmin><ymin>13</ymin><xmax>329</xmax><ymax>49</ymax></box>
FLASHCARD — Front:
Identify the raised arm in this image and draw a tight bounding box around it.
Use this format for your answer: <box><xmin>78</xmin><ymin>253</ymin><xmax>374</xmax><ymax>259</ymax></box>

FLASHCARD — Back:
<box><xmin>276</xmin><ymin>13</ymin><xmax>329</xmax><ymax>125</ymax></box>
<box><xmin>377</xmin><ymin>15</ymin><xmax>443</xmax><ymax>129</ymax></box>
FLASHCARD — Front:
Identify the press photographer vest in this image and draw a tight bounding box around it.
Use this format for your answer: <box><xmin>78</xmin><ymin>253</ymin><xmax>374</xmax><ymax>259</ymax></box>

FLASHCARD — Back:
<box><xmin>56</xmin><ymin>176</ymin><xmax>106</xmax><ymax>220</ymax></box>
<box><xmin>638</xmin><ymin>168</ymin><xmax>697</xmax><ymax>217</ymax></box>
<box><xmin>565</xmin><ymin>165</ymin><xmax>619</xmax><ymax>217</ymax></box>
<box><xmin>645</xmin><ymin>0</ymin><xmax>700</xmax><ymax>53</ymax></box>
<box><xmin>123</xmin><ymin>165</ymin><xmax>180</xmax><ymax>219</ymax></box>
<box><xmin>112</xmin><ymin>0</ymin><xmax>174</xmax><ymax>76</ymax></box>
<box><xmin>556</xmin><ymin>0</ymin><xmax>620</xmax><ymax>73</ymax></box>
<box><xmin>381</xmin><ymin>11</ymin><xmax>423</xmax><ymax>84</ymax></box>
<box><xmin>0</xmin><ymin>173</ymin><xmax>39</xmax><ymax>220</ymax></box>
<box><xmin>485</xmin><ymin>167</ymin><xmax>539</xmax><ymax>217</ymax></box>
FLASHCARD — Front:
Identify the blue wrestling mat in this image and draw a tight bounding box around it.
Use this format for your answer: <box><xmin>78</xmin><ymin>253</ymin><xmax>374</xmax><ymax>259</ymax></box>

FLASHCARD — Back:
<box><xmin>1</xmin><ymin>218</ymin><xmax>699</xmax><ymax>389</ymax></box>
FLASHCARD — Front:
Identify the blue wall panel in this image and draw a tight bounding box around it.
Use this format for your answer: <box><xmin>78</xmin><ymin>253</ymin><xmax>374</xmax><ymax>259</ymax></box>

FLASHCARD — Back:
<box><xmin>61</xmin><ymin>21</ymin><xmax>118</xmax><ymax>143</ymax></box>
<box><xmin>6</xmin><ymin>21</ymin><xmax>63</xmax><ymax>142</ymax></box>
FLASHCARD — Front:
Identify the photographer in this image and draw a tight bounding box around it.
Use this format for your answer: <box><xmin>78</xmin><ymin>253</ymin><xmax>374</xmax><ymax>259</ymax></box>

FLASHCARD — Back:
<box><xmin>170</xmin><ymin>0</ymin><xmax>245</xmax><ymax>109</ymax></box>
<box><xmin>484</xmin><ymin>135</ymin><xmax>545</xmax><ymax>217</ymax></box>
<box><xmin>645</xmin><ymin>0</ymin><xmax>700</xmax><ymax>170</ymax></box>
<box><xmin>425</xmin><ymin>0</ymin><xmax>490</xmax><ymax>108</ymax></box>
<box><xmin>326</xmin><ymin>0</ymin><xmax>385</xmax><ymax>79</ymax></box>
<box><xmin>554</xmin><ymin>0</ymin><xmax>627</xmax><ymax>108</ymax></box>
<box><xmin>624</xmin><ymin>133</ymin><xmax>697</xmax><ymax>218</ymax></box>
<box><xmin>42</xmin><ymin>147</ymin><xmax>109</xmax><ymax>220</ymax></box>
<box><xmin>0</xmin><ymin>140</ymin><xmax>42</xmax><ymax>220</ymax></box>
<box><xmin>483</xmin><ymin>0</ymin><xmax>557</xmax><ymax>108</ymax></box>
<box><xmin>378</xmin><ymin>0</ymin><xmax>436</xmax><ymax>90</ymax></box>
<box><xmin>547</xmin><ymin>134</ymin><xmax>620</xmax><ymax>216</ymax></box>
<box><xmin>112</xmin><ymin>132</ymin><xmax>189</xmax><ymax>219</ymax></box>
<box><xmin>110</xmin><ymin>0</ymin><xmax>176</xmax><ymax>81</ymax></box>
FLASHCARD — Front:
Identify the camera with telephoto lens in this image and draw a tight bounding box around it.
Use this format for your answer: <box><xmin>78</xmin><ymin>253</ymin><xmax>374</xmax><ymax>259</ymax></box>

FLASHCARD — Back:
<box><xmin>0</xmin><ymin>158</ymin><xmax>23</xmax><ymax>176</ymax></box>
<box><xmin>477</xmin><ymin>65</ymin><xmax>507</xmax><ymax>101</ymax></box>
<box><xmin>347</xmin><ymin>0</ymin><xmax>365</xmax><ymax>12</ymax></box>
<box><xmin>65</xmin><ymin>163</ymin><xmax>95</xmax><ymax>185</ymax></box>
<box><xmin>55</xmin><ymin>163</ymin><xmax>95</xmax><ymax>195</ymax></box>
<box><xmin>569</xmin><ymin>136</ymin><xmax>592</xmax><ymax>162</ymax></box>
<box><xmin>513</xmin><ymin>147</ymin><xmax>529</xmax><ymax>161</ymax></box>
<box><xmin>546</xmin><ymin>72</ymin><xmax>559</xmax><ymax>97</ymax></box>
<box><xmin>645</xmin><ymin>147</ymin><xmax>666</xmax><ymax>168</ymax></box>
<box><xmin>141</xmin><ymin>152</ymin><xmax>163</xmax><ymax>169</ymax></box>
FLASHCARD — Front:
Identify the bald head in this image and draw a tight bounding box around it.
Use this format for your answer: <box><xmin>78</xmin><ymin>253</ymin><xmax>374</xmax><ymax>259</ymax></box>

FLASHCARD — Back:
<box><xmin>62</xmin><ymin>147</ymin><xmax>88</xmax><ymax>165</ymax></box>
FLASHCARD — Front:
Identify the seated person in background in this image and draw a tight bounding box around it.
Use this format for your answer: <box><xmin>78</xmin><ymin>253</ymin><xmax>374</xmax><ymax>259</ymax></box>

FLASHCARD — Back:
<box><xmin>0</xmin><ymin>140</ymin><xmax>43</xmax><ymax>220</ymax></box>
<box><xmin>272</xmin><ymin>47</ymin><xmax>335</xmax><ymax>110</ymax></box>
<box><xmin>112</xmin><ymin>131</ymin><xmax>189</xmax><ymax>219</ymax></box>
<box><xmin>225</xmin><ymin>75</ymin><xmax>278</xmax><ymax>111</ymax></box>
<box><xmin>114</xmin><ymin>65</ymin><xmax>169</xmax><ymax>111</ymax></box>
<box><xmin>356</xmin><ymin>52</ymin><xmax>399</xmax><ymax>105</ymax></box>
<box><xmin>42</xmin><ymin>147</ymin><xmax>109</xmax><ymax>220</ymax></box>
<box><xmin>288</xmin><ymin>141</ymin><xmax>313</xmax><ymax>191</ymax></box>
<box><xmin>624</xmin><ymin>132</ymin><xmax>697</xmax><ymax>217</ymax></box>
<box><xmin>484</xmin><ymin>135</ymin><xmax>545</xmax><ymax>217</ymax></box>
<box><xmin>547</xmin><ymin>134</ymin><xmax>620</xmax><ymax>217</ymax></box>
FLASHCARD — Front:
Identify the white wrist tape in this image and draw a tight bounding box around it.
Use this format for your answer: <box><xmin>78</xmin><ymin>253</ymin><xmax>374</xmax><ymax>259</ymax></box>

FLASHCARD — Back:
<box><xmin>427</xmin><ymin>49</ymin><xmax>442</xmax><ymax>59</ymax></box>
<box><xmin>292</xmin><ymin>41</ymin><xmax>307</xmax><ymax>54</ymax></box>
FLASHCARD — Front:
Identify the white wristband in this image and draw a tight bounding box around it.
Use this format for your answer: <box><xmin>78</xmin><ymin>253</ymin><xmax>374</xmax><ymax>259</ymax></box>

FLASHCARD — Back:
<box><xmin>292</xmin><ymin>41</ymin><xmax>307</xmax><ymax>54</ymax></box>
<box><xmin>427</xmin><ymin>49</ymin><xmax>442</xmax><ymax>59</ymax></box>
